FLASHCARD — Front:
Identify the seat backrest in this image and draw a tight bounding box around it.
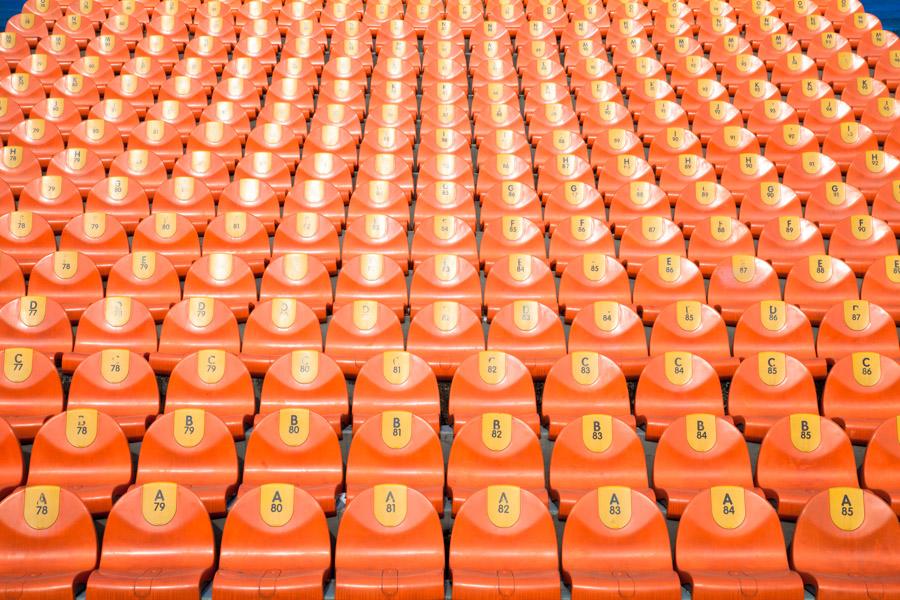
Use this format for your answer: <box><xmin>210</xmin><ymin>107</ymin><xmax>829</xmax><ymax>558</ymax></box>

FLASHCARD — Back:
<box><xmin>0</xmin><ymin>296</ymin><xmax>73</xmax><ymax>355</ymax></box>
<box><xmin>450</xmin><ymin>485</ymin><xmax>558</xmax><ymax>574</ymax></box>
<box><xmin>756</xmin><ymin>414</ymin><xmax>858</xmax><ymax>492</ymax></box>
<box><xmin>219</xmin><ymin>483</ymin><xmax>330</xmax><ymax>575</ymax></box>
<box><xmin>447</xmin><ymin>414</ymin><xmax>545</xmax><ymax>507</ymax></box>
<box><xmin>74</xmin><ymin>296</ymin><xmax>158</xmax><ymax>355</ymax></box>
<box><xmin>677</xmin><ymin>486</ymin><xmax>790</xmax><ymax>572</ymax></box>
<box><xmin>0</xmin><ymin>417</ymin><xmax>22</xmax><ymax>497</ymax></box>
<box><xmin>136</xmin><ymin>409</ymin><xmax>238</xmax><ymax>488</ymax></box>
<box><xmin>0</xmin><ymin>485</ymin><xmax>97</xmax><ymax>577</ymax></box>
<box><xmin>563</xmin><ymin>486</ymin><xmax>672</xmax><ymax>577</ymax></box>
<box><xmin>732</xmin><ymin>300</ymin><xmax>816</xmax><ymax>359</ymax></box>
<box><xmin>550</xmin><ymin>415</ymin><xmax>648</xmax><ymax>516</ymax></box>
<box><xmin>259</xmin><ymin>350</ymin><xmax>349</xmax><ymax>436</ymax></box>
<box><xmin>632</xmin><ymin>254</ymin><xmax>705</xmax><ymax>319</ymax></box>
<box><xmin>792</xmin><ymin>487</ymin><xmax>900</xmax><ymax>578</ymax></box>
<box><xmin>241</xmin><ymin>297</ymin><xmax>322</xmax><ymax>358</ymax></box>
<box><xmin>654</xmin><ymin>414</ymin><xmax>754</xmax><ymax>493</ymax></box>
<box><xmin>28</xmin><ymin>409</ymin><xmax>132</xmax><ymax>492</ymax></box>
<box><xmin>100</xmin><ymin>482</ymin><xmax>214</xmax><ymax>572</ymax></box>
<box><xmin>336</xmin><ymin>484</ymin><xmax>444</xmax><ymax>585</ymax></box>
<box><xmin>822</xmin><ymin>352</ymin><xmax>900</xmax><ymax>442</ymax></box>
<box><xmin>817</xmin><ymin>300</ymin><xmax>900</xmax><ymax>360</ymax></box>
<box><xmin>345</xmin><ymin>411</ymin><xmax>444</xmax><ymax>511</ymax></box>
<box><xmin>243</xmin><ymin>409</ymin><xmax>343</xmax><ymax>511</ymax></box>
<box><xmin>352</xmin><ymin>351</ymin><xmax>441</xmax><ymax>432</ymax></box>
<box><xmin>649</xmin><ymin>300</ymin><xmax>731</xmax><ymax>359</ymax></box>
<box><xmin>158</xmin><ymin>296</ymin><xmax>241</xmax><ymax>355</ymax></box>
<box><xmin>568</xmin><ymin>301</ymin><xmax>648</xmax><ymax>360</ymax></box>
<box><xmin>448</xmin><ymin>350</ymin><xmax>538</xmax><ymax>434</ymax></box>
<box><xmin>862</xmin><ymin>416</ymin><xmax>900</xmax><ymax>507</ymax></box>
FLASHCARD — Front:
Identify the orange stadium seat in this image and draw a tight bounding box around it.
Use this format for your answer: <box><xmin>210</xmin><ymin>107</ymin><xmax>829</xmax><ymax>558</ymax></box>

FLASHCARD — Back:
<box><xmin>135</xmin><ymin>410</ymin><xmax>238</xmax><ymax>516</ymax></box>
<box><xmin>733</xmin><ymin>301</ymin><xmax>818</xmax><ymax>361</ymax></box>
<box><xmin>352</xmin><ymin>351</ymin><xmax>441</xmax><ymax>433</ymax></box>
<box><xmin>153</xmin><ymin>298</ymin><xmax>240</xmax><ymax>370</ymax></box>
<box><xmin>549</xmin><ymin>416</ymin><xmax>652</xmax><ymax>518</ymax></box>
<box><xmin>635</xmin><ymin>354</ymin><xmax>727</xmax><ymax>441</ymax></box>
<box><xmin>632</xmin><ymin>254</ymin><xmax>705</xmax><ymax>323</ymax></box>
<box><xmin>0</xmin><ymin>418</ymin><xmax>21</xmax><ymax>498</ymax></box>
<box><xmin>213</xmin><ymin>484</ymin><xmax>331</xmax><ymax>600</ymax></box>
<box><xmin>0</xmin><ymin>485</ymin><xmax>97</xmax><ymax>598</ymax></box>
<box><xmin>71</xmin><ymin>297</ymin><xmax>157</xmax><ymax>360</ymax></box>
<box><xmin>862</xmin><ymin>416</ymin><xmax>900</xmax><ymax>515</ymax></box>
<box><xmin>791</xmin><ymin>488</ymin><xmax>900</xmax><ymax>598</ymax></box>
<box><xmin>676</xmin><ymin>486</ymin><xmax>803</xmax><ymax>598</ymax></box>
<box><xmin>558</xmin><ymin>254</ymin><xmax>631</xmax><ymax>321</ymax></box>
<box><xmin>487</xmin><ymin>300</ymin><xmax>566</xmax><ymax>378</ymax></box>
<box><xmin>817</xmin><ymin>300</ymin><xmax>900</xmax><ymax>360</ymax></box>
<box><xmin>345</xmin><ymin>411</ymin><xmax>445</xmax><ymax>514</ymax></box>
<box><xmin>0</xmin><ymin>295</ymin><xmax>72</xmax><ymax>357</ymax></box>
<box><xmin>450</xmin><ymin>486</ymin><xmax>560</xmax><ymax>600</ymax></box>
<box><xmin>783</xmin><ymin>255</ymin><xmax>859</xmax><ymax>324</ymax></box>
<box><xmin>27</xmin><ymin>409</ymin><xmax>132</xmax><ymax>515</ymax></box>
<box><xmin>87</xmin><ymin>483</ymin><xmax>215</xmax><ymax>599</ymax></box>
<box><xmin>336</xmin><ymin>485</ymin><xmax>445</xmax><ymax>600</ymax></box>
<box><xmin>449</xmin><ymin>351</ymin><xmax>539</xmax><ymax>435</ymax></box>
<box><xmin>822</xmin><ymin>352</ymin><xmax>900</xmax><ymax>443</ymax></box>
<box><xmin>562</xmin><ymin>486</ymin><xmax>680</xmax><ymax>599</ymax></box>
<box><xmin>240</xmin><ymin>409</ymin><xmax>343</xmax><ymax>516</ymax></box>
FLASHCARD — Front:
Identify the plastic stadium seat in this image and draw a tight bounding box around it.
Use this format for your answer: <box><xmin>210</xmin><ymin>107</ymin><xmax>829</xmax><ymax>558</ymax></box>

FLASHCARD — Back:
<box><xmin>648</xmin><ymin>302</ymin><xmax>735</xmax><ymax>373</ymax></box>
<box><xmin>58</xmin><ymin>212</ymin><xmax>128</xmax><ymax>277</ymax></box>
<box><xmin>334</xmin><ymin>254</ymin><xmax>407</xmax><ymax>321</ymax></box>
<box><xmin>406</xmin><ymin>301</ymin><xmax>485</xmax><ymax>379</ymax></box>
<box><xmin>151</xmin><ymin>177</ymin><xmax>215</xmax><ymax>235</ymax></box>
<box><xmin>872</xmin><ymin>180</ymin><xmax>900</xmax><ymax>231</ymax></box>
<box><xmin>719</xmin><ymin>154</ymin><xmax>779</xmax><ymax>203</ymax></box>
<box><xmin>706</xmin><ymin>256</ymin><xmax>780</xmax><ymax>324</ymax></box>
<box><xmin>72</xmin><ymin>296</ymin><xmax>157</xmax><ymax>359</ymax></box>
<box><xmin>596</xmin><ymin>156</ymin><xmax>655</xmax><ymax>203</ymax></box>
<box><xmin>733</xmin><ymin>301</ymin><xmax>818</xmax><ymax>361</ymax></box>
<box><xmin>410</xmin><ymin>217</ymin><xmax>478</xmax><ymax>272</ymax></box>
<box><xmin>0</xmin><ymin>252</ymin><xmax>24</xmax><ymax>307</ymax></box>
<box><xmin>861</xmin><ymin>97</ymin><xmax>900</xmax><ymax>142</ymax></box>
<box><xmin>756</xmin><ymin>414</ymin><xmax>858</xmax><ymax>519</ymax></box>
<box><xmin>346</xmin><ymin>411</ymin><xmax>444</xmax><ymax>513</ymax></box>
<box><xmin>791</xmin><ymin>487</ymin><xmax>900</xmax><ymax>598</ymax></box>
<box><xmin>131</xmin><ymin>212</ymin><xmax>201</xmax><ymax>277</ymax></box>
<box><xmin>135</xmin><ymin>410</ymin><xmax>238</xmax><ymax>516</ymax></box>
<box><xmin>450</xmin><ymin>485</ymin><xmax>560</xmax><ymax>599</ymax></box>
<box><xmin>765</xmin><ymin>125</ymin><xmax>821</xmax><ymax>175</ymax></box>
<box><xmin>241</xmin><ymin>298</ymin><xmax>321</xmax><ymax>369</ymax></box>
<box><xmin>26</xmin><ymin>250</ymin><xmax>102</xmax><ymax>321</ymax></box>
<box><xmin>549</xmin><ymin>411</ymin><xmax>651</xmax><ymax>513</ymax></box>
<box><xmin>171</xmin><ymin>151</ymin><xmax>230</xmax><ymax>202</ymax></box>
<box><xmin>0</xmin><ymin>418</ymin><xmax>21</xmax><ymax>498</ymax></box>
<box><xmin>336</xmin><ymin>484</ymin><xmax>445</xmax><ymax>600</ymax></box>
<box><xmin>201</xmin><ymin>213</ymin><xmax>271</xmax><ymax>276</ymax></box>
<box><xmin>632</xmin><ymin>254</ymin><xmax>705</xmax><ymax>322</ymax></box>
<box><xmin>449</xmin><ymin>351</ymin><xmax>538</xmax><ymax>435</ymax></box>
<box><xmin>562</xmin><ymin>486</ymin><xmax>679</xmax><ymax>598</ymax></box>
<box><xmin>324</xmin><ymin>301</ymin><xmax>404</xmax><ymax>376</ymax></box>
<box><xmin>756</xmin><ymin>216</ymin><xmax>826</xmax><ymax>276</ymax></box>
<box><xmin>823</xmin><ymin>352</ymin><xmax>900</xmax><ymax>443</ymax></box>
<box><xmin>164</xmin><ymin>350</ymin><xmax>254</xmax><ymax>439</ymax></box>
<box><xmin>352</xmin><ymin>351</ymin><xmax>441</xmax><ymax>433</ymax></box>
<box><xmin>828</xmin><ymin>215</ymin><xmax>898</xmax><ymax>274</ymax></box>
<box><xmin>547</xmin><ymin>217</ymin><xmax>614</xmax><ymax>275</ymax></box>
<box><xmin>817</xmin><ymin>300</ymin><xmax>899</xmax><ymax>360</ymax></box>
<box><xmin>0</xmin><ymin>296</ymin><xmax>72</xmax><ymax>357</ymax></box>
<box><xmin>782</xmin><ymin>152</ymin><xmax>842</xmax><ymax>203</ymax></box>
<box><xmin>17</xmin><ymin>175</ymin><xmax>82</xmax><ymax>233</ymax></box>
<box><xmin>566</xmin><ymin>301</ymin><xmax>646</xmax><ymax>372</ymax></box>
<box><xmin>483</xmin><ymin>254</ymin><xmax>557</xmax><ymax>321</ymax></box>
<box><xmin>87</xmin><ymin>482</ymin><xmax>215</xmax><ymax>598</ymax></box>
<box><xmin>588</xmin><ymin>128</ymin><xmax>642</xmax><ymax>173</ymax></box>
<box><xmin>181</xmin><ymin>254</ymin><xmax>256</xmax><ymax>321</ymax></box>
<box><xmin>480</xmin><ymin>217</ymin><xmax>546</xmax><ymax>274</ymax></box>
<box><xmin>0</xmin><ymin>212</ymin><xmax>56</xmax><ymax>276</ymax></box>
<box><xmin>618</xmin><ymin>217</ymin><xmax>685</xmax><ymax>276</ymax></box>
<box><xmin>487</xmin><ymin>300</ymin><xmax>566</xmax><ymax>378</ymax></box>
<box><xmin>241</xmin><ymin>409</ymin><xmax>343</xmax><ymax>515</ymax></box>
<box><xmin>805</xmin><ymin>182</ymin><xmax>870</xmax><ymax>234</ymax></box>
<box><xmin>0</xmin><ymin>146</ymin><xmax>42</xmax><ymax>201</ymax></box>
<box><xmin>104</xmin><ymin>252</ymin><xmax>180</xmax><ymax>321</ymax></box>
<box><xmin>608</xmin><ymin>182</ymin><xmax>670</xmax><ymax>234</ymax></box>
<box><xmin>676</xmin><ymin>486</ymin><xmax>803</xmax><ymax>598</ymax></box>
<box><xmin>846</xmin><ymin>150</ymin><xmax>900</xmax><ymax>200</ymax></box>
<box><xmin>214</xmin><ymin>484</ymin><xmax>330</xmax><ymax>599</ymax></box>
<box><xmin>0</xmin><ymin>485</ymin><xmax>97</xmax><ymax>598</ymax></box>
<box><xmin>635</xmin><ymin>354</ymin><xmax>726</xmax><ymax>441</ymax></box>
<box><xmin>541</xmin><ymin>351</ymin><xmax>632</xmax><ymax>438</ymax></box>
<box><xmin>862</xmin><ymin>256</ymin><xmax>900</xmax><ymax>321</ymax></box>
<box><xmin>862</xmin><ymin>417</ymin><xmax>900</xmax><ymax>515</ymax></box>
<box><xmin>272</xmin><ymin>212</ymin><xmax>341</xmax><ymax>274</ymax></box>
<box><xmin>154</xmin><ymin>297</ymin><xmax>240</xmax><ymax>369</ymax></box>
<box><xmin>687</xmin><ymin>216</ymin><xmax>755</xmax><ymax>275</ymax></box>
<box><xmin>27</xmin><ymin>409</ymin><xmax>131</xmax><ymax>515</ymax></box>
<box><xmin>347</xmin><ymin>180</ymin><xmax>410</xmax><ymax>228</ymax></box>
<box><xmin>556</xmin><ymin>253</ymin><xmax>628</xmax><ymax>320</ymax></box>
<box><xmin>257</xmin><ymin>255</ymin><xmax>331</xmax><ymax>320</ymax></box>
<box><xmin>738</xmin><ymin>182</ymin><xmax>802</xmax><ymax>237</ymax></box>
<box><xmin>783</xmin><ymin>255</ymin><xmax>859</xmax><ymax>323</ymax></box>
<box><xmin>729</xmin><ymin>350</ymin><xmax>819</xmax><ymax>440</ymax></box>
<box><xmin>342</xmin><ymin>215</ymin><xmax>410</xmax><ymax>274</ymax></box>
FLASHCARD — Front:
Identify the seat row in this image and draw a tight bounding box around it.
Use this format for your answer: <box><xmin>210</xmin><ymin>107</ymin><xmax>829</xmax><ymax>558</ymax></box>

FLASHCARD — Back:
<box><xmin>3</xmin><ymin>406</ymin><xmax>900</xmax><ymax>520</ymax></box>
<box><xmin>1</xmin><ymin>479</ymin><xmax>898</xmax><ymax>599</ymax></box>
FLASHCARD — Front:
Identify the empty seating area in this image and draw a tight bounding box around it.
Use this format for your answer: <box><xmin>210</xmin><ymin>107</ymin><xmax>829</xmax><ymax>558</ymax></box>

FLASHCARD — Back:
<box><xmin>0</xmin><ymin>0</ymin><xmax>899</xmax><ymax>597</ymax></box>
